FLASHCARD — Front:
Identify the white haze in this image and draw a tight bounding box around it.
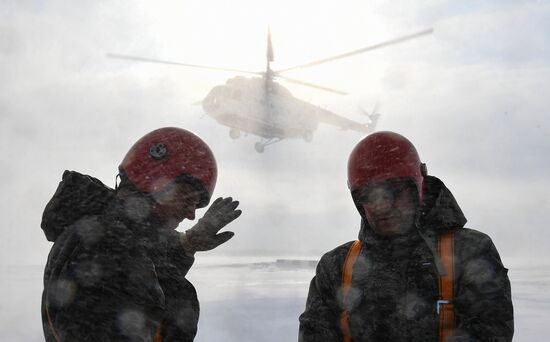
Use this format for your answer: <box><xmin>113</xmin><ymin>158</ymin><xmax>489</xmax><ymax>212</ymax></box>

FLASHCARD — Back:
<box><xmin>1</xmin><ymin>0</ymin><xmax>549</xmax><ymax>340</ymax></box>
<box><xmin>2</xmin><ymin>259</ymin><xmax>549</xmax><ymax>341</ymax></box>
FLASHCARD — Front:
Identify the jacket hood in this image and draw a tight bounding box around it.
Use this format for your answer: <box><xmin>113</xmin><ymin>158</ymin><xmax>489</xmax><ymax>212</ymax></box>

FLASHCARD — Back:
<box><xmin>41</xmin><ymin>170</ymin><xmax>116</xmax><ymax>242</ymax></box>
<box><xmin>418</xmin><ymin>175</ymin><xmax>467</xmax><ymax>232</ymax></box>
<box><xmin>358</xmin><ymin>175</ymin><xmax>467</xmax><ymax>242</ymax></box>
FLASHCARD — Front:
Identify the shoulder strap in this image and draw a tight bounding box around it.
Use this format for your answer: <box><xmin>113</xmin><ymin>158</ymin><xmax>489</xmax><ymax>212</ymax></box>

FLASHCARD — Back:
<box><xmin>339</xmin><ymin>233</ymin><xmax>455</xmax><ymax>342</ymax></box>
<box><xmin>154</xmin><ymin>323</ymin><xmax>163</xmax><ymax>342</ymax></box>
<box><xmin>340</xmin><ymin>240</ymin><xmax>362</xmax><ymax>342</ymax></box>
<box><xmin>438</xmin><ymin>230</ymin><xmax>455</xmax><ymax>342</ymax></box>
<box><xmin>44</xmin><ymin>303</ymin><xmax>62</xmax><ymax>342</ymax></box>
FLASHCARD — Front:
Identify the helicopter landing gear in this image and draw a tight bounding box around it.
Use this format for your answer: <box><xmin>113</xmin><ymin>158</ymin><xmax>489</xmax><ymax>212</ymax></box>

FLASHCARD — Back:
<box><xmin>303</xmin><ymin>130</ymin><xmax>314</xmax><ymax>142</ymax></box>
<box><xmin>254</xmin><ymin>138</ymin><xmax>282</xmax><ymax>153</ymax></box>
<box><xmin>254</xmin><ymin>142</ymin><xmax>265</xmax><ymax>153</ymax></box>
<box><xmin>229</xmin><ymin>128</ymin><xmax>241</xmax><ymax>139</ymax></box>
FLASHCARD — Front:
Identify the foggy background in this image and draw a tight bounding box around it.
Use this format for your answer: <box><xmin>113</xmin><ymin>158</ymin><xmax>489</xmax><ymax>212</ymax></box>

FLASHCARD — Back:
<box><xmin>1</xmin><ymin>0</ymin><xmax>549</xmax><ymax>340</ymax></box>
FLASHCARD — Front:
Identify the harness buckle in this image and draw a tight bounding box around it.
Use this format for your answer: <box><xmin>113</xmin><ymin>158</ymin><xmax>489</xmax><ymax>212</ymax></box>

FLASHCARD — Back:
<box><xmin>436</xmin><ymin>299</ymin><xmax>451</xmax><ymax>315</ymax></box>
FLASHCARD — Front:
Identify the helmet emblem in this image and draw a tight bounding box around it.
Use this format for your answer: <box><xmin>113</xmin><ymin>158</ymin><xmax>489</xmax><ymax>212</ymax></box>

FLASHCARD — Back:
<box><xmin>149</xmin><ymin>143</ymin><xmax>168</xmax><ymax>160</ymax></box>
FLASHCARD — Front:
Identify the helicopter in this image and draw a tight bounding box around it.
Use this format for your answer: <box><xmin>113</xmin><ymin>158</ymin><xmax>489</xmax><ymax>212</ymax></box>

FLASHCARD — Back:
<box><xmin>108</xmin><ymin>28</ymin><xmax>432</xmax><ymax>152</ymax></box>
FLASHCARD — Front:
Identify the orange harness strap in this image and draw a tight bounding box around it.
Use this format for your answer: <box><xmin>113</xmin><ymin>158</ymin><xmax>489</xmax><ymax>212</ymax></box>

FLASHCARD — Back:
<box><xmin>438</xmin><ymin>231</ymin><xmax>456</xmax><ymax>342</ymax></box>
<box><xmin>340</xmin><ymin>233</ymin><xmax>455</xmax><ymax>342</ymax></box>
<box><xmin>154</xmin><ymin>323</ymin><xmax>163</xmax><ymax>342</ymax></box>
<box><xmin>340</xmin><ymin>240</ymin><xmax>362</xmax><ymax>342</ymax></box>
<box><xmin>44</xmin><ymin>286</ymin><xmax>63</xmax><ymax>342</ymax></box>
<box><xmin>45</xmin><ymin>304</ymin><xmax>62</xmax><ymax>342</ymax></box>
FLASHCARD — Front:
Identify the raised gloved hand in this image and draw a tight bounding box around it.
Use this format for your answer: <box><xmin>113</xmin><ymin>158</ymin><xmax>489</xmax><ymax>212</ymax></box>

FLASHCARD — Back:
<box><xmin>180</xmin><ymin>197</ymin><xmax>241</xmax><ymax>254</ymax></box>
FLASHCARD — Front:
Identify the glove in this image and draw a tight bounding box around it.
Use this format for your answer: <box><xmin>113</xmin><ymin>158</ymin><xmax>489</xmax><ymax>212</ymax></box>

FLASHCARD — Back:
<box><xmin>179</xmin><ymin>197</ymin><xmax>241</xmax><ymax>254</ymax></box>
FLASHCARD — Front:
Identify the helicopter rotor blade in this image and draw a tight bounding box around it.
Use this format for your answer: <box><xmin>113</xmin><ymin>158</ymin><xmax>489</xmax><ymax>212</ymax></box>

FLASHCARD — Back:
<box><xmin>275</xmin><ymin>28</ymin><xmax>433</xmax><ymax>74</ymax></box>
<box><xmin>106</xmin><ymin>53</ymin><xmax>264</xmax><ymax>75</ymax></box>
<box><xmin>372</xmin><ymin>100</ymin><xmax>381</xmax><ymax>115</ymax></box>
<box><xmin>276</xmin><ymin>75</ymin><xmax>348</xmax><ymax>95</ymax></box>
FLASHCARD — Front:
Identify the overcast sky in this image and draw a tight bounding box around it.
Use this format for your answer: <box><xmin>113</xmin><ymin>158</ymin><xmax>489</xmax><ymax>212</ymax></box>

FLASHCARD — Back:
<box><xmin>1</xmin><ymin>0</ymin><xmax>549</xmax><ymax>265</ymax></box>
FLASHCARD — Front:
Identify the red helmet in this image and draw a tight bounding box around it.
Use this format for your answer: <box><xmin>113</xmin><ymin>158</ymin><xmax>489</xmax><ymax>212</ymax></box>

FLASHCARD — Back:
<box><xmin>119</xmin><ymin>127</ymin><xmax>217</xmax><ymax>208</ymax></box>
<box><xmin>347</xmin><ymin>131</ymin><xmax>425</xmax><ymax>198</ymax></box>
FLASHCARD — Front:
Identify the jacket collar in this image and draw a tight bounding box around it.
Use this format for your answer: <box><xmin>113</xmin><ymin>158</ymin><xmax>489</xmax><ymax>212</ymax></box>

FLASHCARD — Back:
<box><xmin>418</xmin><ymin>175</ymin><xmax>467</xmax><ymax>233</ymax></box>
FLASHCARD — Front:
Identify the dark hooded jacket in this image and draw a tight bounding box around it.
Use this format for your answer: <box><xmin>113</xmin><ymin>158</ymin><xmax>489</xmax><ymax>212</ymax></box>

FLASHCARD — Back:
<box><xmin>41</xmin><ymin>171</ymin><xmax>199</xmax><ymax>341</ymax></box>
<box><xmin>299</xmin><ymin>176</ymin><xmax>513</xmax><ymax>342</ymax></box>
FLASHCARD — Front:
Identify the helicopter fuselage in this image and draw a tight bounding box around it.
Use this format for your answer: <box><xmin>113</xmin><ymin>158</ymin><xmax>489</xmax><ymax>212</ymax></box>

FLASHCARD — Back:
<box><xmin>108</xmin><ymin>28</ymin><xmax>435</xmax><ymax>151</ymax></box>
<box><xmin>202</xmin><ymin>76</ymin><xmax>320</xmax><ymax>140</ymax></box>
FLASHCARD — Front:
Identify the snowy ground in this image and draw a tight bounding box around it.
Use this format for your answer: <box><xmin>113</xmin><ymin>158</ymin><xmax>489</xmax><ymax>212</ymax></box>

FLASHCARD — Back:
<box><xmin>1</xmin><ymin>257</ymin><xmax>548</xmax><ymax>341</ymax></box>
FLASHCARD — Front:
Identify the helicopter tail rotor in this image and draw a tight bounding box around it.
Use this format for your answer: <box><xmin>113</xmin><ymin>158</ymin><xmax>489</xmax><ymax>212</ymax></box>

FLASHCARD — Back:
<box><xmin>358</xmin><ymin>101</ymin><xmax>381</xmax><ymax>130</ymax></box>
